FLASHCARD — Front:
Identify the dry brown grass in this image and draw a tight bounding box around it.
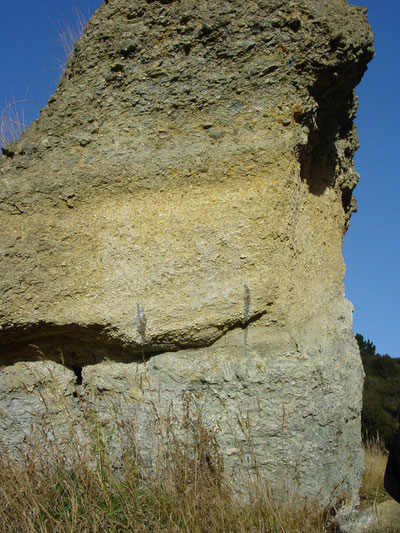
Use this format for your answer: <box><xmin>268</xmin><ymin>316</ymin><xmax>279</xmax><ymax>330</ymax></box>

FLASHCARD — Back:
<box><xmin>0</xmin><ymin>97</ymin><xmax>35</xmax><ymax>148</ymax></box>
<box><xmin>0</xmin><ymin>387</ymin><xmax>334</xmax><ymax>533</ymax></box>
<box><xmin>55</xmin><ymin>8</ymin><xmax>87</xmax><ymax>71</ymax></box>
<box><xmin>360</xmin><ymin>435</ymin><xmax>389</xmax><ymax>507</ymax></box>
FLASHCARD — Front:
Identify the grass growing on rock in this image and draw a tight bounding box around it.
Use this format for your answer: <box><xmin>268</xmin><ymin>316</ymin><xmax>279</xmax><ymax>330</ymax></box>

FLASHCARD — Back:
<box><xmin>0</xmin><ymin>392</ymin><xmax>332</xmax><ymax>533</ymax></box>
<box><xmin>0</xmin><ymin>97</ymin><xmax>35</xmax><ymax>149</ymax></box>
<box><xmin>0</xmin><ymin>8</ymin><xmax>87</xmax><ymax>151</ymax></box>
<box><xmin>0</xmin><ymin>358</ymin><xmax>391</xmax><ymax>533</ymax></box>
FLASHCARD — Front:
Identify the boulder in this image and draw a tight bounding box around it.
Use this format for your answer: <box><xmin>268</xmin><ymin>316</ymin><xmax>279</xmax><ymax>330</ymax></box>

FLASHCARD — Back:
<box><xmin>0</xmin><ymin>0</ymin><xmax>374</xmax><ymax>506</ymax></box>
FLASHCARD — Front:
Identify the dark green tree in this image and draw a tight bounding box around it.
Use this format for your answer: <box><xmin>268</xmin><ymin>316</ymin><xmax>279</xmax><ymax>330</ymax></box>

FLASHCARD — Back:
<box><xmin>357</xmin><ymin>334</ymin><xmax>400</xmax><ymax>446</ymax></box>
<box><xmin>356</xmin><ymin>334</ymin><xmax>376</xmax><ymax>357</ymax></box>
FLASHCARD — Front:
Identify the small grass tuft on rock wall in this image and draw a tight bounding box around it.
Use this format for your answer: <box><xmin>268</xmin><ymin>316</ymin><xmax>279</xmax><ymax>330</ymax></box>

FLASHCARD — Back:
<box><xmin>0</xmin><ymin>8</ymin><xmax>87</xmax><ymax>151</ymax></box>
<box><xmin>0</xmin><ymin>97</ymin><xmax>35</xmax><ymax>150</ymax></box>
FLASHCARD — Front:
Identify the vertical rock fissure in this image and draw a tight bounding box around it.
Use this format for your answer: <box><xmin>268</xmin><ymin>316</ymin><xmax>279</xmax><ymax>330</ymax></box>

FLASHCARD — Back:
<box><xmin>242</xmin><ymin>282</ymin><xmax>250</xmax><ymax>357</ymax></box>
<box><xmin>72</xmin><ymin>366</ymin><xmax>83</xmax><ymax>386</ymax></box>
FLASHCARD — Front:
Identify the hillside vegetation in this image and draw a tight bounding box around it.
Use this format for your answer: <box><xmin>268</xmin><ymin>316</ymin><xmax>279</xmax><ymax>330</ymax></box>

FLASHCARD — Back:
<box><xmin>358</xmin><ymin>333</ymin><xmax>400</xmax><ymax>446</ymax></box>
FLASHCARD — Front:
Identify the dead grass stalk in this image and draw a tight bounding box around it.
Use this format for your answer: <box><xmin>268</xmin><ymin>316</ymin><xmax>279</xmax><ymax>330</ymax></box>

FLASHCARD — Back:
<box><xmin>360</xmin><ymin>434</ymin><xmax>389</xmax><ymax>507</ymax></box>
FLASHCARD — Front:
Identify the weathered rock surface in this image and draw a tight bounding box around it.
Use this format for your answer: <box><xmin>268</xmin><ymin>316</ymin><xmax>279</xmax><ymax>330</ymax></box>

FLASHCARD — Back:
<box><xmin>339</xmin><ymin>499</ymin><xmax>400</xmax><ymax>532</ymax></box>
<box><xmin>0</xmin><ymin>0</ymin><xmax>373</xmax><ymax>507</ymax></box>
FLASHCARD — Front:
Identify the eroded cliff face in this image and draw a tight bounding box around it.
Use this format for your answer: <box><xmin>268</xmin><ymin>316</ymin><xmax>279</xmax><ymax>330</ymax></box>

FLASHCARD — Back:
<box><xmin>0</xmin><ymin>0</ymin><xmax>373</xmax><ymax>505</ymax></box>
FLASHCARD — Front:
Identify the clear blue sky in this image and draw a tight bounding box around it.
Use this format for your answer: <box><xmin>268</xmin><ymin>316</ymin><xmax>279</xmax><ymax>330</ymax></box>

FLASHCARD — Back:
<box><xmin>0</xmin><ymin>1</ymin><xmax>398</xmax><ymax>356</ymax></box>
<box><xmin>343</xmin><ymin>0</ymin><xmax>400</xmax><ymax>357</ymax></box>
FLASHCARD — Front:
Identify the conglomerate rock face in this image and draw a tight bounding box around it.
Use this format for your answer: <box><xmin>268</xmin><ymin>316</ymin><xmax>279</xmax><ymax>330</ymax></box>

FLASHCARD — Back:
<box><xmin>0</xmin><ymin>0</ymin><xmax>373</xmax><ymax>505</ymax></box>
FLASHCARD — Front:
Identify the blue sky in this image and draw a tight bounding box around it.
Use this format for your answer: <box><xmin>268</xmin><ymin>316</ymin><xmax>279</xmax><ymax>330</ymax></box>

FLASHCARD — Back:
<box><xmin>0</xmin><ymin>1</ymin><xmax>398</xmax><ymax>356</ymax></box>
<box><xmin>343</xmin><ymin>0</ymin><xmax>400</xmax><ymax>357</ymax></box>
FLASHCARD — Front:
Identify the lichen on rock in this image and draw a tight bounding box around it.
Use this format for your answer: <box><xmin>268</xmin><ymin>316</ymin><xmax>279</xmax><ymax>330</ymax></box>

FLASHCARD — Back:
<box><xmin>0</xmin><ymin>0</ymin><xmax>374</xmax><ymax>508</ymax></box>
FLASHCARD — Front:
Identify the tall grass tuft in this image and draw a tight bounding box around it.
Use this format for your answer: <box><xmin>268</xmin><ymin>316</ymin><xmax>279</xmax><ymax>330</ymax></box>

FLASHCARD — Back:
<box><xmin>359</xmin><ymin>434</ymin><xmax>389</xmax><ymax>507</ymax></box>
<box><xmin>0</xmin><ymin>383</ymin><xmax>332</xmax><ymax>533</ymax></box>
<box><xmin>55</xmin><ymin>8</ymin><xmax>87</xmax><ymax>71</ymax></box>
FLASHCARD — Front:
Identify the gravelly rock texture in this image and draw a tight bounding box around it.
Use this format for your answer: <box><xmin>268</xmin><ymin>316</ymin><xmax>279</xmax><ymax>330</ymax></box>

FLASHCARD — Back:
<box><xmin>339</xmin><ymin>499</ymin><xmax>400</xmax><ymax>532</ymax></box>
<box><xmin>0</xmin><ymin>0</ymin><xmax>373</xmax><ymax>507</ymax></box>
